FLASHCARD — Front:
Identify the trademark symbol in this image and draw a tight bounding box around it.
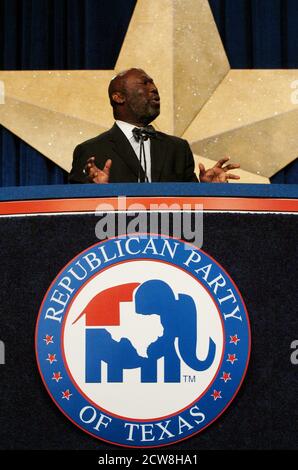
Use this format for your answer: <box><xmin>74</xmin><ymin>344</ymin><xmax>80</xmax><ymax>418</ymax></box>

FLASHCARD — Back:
<box><xmin>183</xmin><ymin>375</ymin><xmax>196</xmax><ymax>383</ymax></box>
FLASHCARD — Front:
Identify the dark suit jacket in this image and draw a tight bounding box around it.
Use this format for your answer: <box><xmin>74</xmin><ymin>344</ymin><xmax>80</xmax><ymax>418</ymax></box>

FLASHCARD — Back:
<box><xmin>68</xmin><ymin>123</ymin><xmax>198</xmax><ymax>183</ymax></box>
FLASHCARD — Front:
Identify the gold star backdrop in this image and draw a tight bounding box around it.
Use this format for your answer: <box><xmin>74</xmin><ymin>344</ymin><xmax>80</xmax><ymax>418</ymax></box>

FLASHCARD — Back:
<box><xmin>1</xmin><ymin>0</ymin><xmax>298</xmax><ymax>183</ymax></box>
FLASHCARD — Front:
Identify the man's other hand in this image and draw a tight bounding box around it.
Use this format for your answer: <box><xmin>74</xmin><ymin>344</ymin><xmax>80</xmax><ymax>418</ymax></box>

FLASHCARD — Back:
<box><xmin>84</xmin><ymin>157</ymin><xmax>112</xmax><ymax>184</ymax></box>
<box><xmin>199</xmin><ymin>157</ymin><xmax>240</xmax><ymax>183</ymax></box>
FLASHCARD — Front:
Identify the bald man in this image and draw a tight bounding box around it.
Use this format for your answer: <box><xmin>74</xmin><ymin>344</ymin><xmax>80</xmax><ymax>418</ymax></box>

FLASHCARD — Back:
<box><xmin>69</xmin><ymin>68</ymin><xmax>240</xmax><ymax>184</ymax></box>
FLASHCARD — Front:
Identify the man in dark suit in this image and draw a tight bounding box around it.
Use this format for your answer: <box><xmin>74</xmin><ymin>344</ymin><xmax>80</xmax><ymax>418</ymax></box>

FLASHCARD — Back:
<box><xmin>69</xmin><ymin>68</ymin><xmax>240</xmax><ymax>184</ymax></box>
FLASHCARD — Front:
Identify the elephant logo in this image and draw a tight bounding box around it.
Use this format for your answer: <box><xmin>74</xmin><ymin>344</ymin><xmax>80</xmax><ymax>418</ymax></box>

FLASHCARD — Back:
<box><xmin>73</xmin><ymin>280</ymin><xmax>216</xmax><ymax>383</ymax></box>
<box><xmin>36</xmin><ymin>234</ymin><xmax>250</xmax><ymax>448</ymax></box>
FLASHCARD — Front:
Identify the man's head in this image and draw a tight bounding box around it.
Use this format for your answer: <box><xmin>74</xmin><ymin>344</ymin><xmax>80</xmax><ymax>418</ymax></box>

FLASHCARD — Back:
<box><xmin>108</xmin><ymin>68</ymin><xmax>160</xmax><ymax>126</ymax></box>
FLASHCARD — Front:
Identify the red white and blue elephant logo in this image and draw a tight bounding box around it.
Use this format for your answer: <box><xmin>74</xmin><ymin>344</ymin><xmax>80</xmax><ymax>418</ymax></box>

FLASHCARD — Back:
<box><xmin>36</xmin><ymin>235</ymin><xmax>250</xmax><ymax>447</ymax></box>
<box><xmin>73</xmin><ymin>280</ymin><xmax>216</xmax><ymax>384</ymax></box>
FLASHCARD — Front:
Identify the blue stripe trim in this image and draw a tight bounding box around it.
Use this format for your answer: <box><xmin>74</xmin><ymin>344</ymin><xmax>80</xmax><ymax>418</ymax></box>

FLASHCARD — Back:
<box><xmin>0</xmin><ymin>183</ymin><xmax>297</xmax><ymax>202</ymax></box>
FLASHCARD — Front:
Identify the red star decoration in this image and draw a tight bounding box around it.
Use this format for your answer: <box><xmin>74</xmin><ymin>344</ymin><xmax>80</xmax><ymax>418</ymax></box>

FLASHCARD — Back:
<box><xmin>227</xmin><ymin>353</ymin><xmax>237</xmax><ymax>364</ymax></box>
<box><xmin>62</xmin><ymin>389</ymin><xmax>72</xmax><ymax>400</ymax></box>
<box><xmin>211</xmin><ymin>390</ymin><xmax>222</xmax><ymax>401</ymax></box>
<box><xmin>46</xmin><ymin>353</ymin><xmax>57</xmax><ymax>364</ymax></box>
<box><xmin>221</xmin><ymin>371</ymin><xmax>232</xmax><ymax>383</ymax></box>
<box><xmin>230</xmin><ymin>334</ymin><xmax>240</xmax><ymax>345</ymax></box>
<box><xmin>43</xmin><ymin>334</ymin><xmax>54</xmax><ymax>345</ymax></box>
<box><xmin>52</xmin><ymin>372</ymin><xmax>63</xmax><ymax>383</ymax></box>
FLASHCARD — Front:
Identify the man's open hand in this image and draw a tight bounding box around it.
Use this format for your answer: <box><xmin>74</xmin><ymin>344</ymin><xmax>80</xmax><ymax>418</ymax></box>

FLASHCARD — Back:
<box><xmin>84</xmin><ymin>157</ymin><xmax>112</xmax><ymax>184</ymax></box>
<box><xmin>199</xmin><ymin>157</ymin><xmax>240</xmax><ymax>183</ymax></box>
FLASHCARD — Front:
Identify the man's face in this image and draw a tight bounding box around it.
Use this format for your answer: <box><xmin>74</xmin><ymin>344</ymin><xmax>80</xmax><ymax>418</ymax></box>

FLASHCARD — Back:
<box><xmin>123</xmin><ymin>70</ymin><xmax>160</xmax><ymax>124</ymax></box>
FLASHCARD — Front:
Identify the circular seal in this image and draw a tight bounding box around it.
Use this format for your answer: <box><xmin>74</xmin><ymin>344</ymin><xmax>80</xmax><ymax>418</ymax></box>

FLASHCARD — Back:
<box><xmin>35</xmin><ymin>234</ymin><xmax>250</xmax><ymax>448</ymax></box>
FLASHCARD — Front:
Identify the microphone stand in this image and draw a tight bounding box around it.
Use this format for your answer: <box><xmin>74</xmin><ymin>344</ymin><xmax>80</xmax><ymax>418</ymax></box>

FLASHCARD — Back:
<box><xmin>138</xmin><ymin>133</ymin><xmax>149</xmax><ymax>183</ymax></box>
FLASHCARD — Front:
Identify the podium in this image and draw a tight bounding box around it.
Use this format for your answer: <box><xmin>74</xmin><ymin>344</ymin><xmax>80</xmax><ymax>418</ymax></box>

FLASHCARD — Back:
<box><xmin>0</xmin><ymin>183</ymin><xmax>297</xmax><ymax>450</ymax></box>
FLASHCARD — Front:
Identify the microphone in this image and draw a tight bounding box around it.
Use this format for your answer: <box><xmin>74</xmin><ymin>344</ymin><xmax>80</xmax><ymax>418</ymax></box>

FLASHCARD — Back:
<box><xmin>132</xmin><ymin>125</ymin><xmax>156</xmax><ymax>142</ymax></box>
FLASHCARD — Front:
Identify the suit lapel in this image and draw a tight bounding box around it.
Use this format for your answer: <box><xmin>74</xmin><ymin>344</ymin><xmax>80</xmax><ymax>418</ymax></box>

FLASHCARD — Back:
<box><xmin>109</xmin><ymin>123</ymin><xmax>167</xmax><ymax>182</ymax></box>
<box><xmin>109</xmin><ymin>123</ymin><xmax>144</xmax><ymax>180</ymax></box>
<box><xmin>150</xmin><ymin>133</ymin><xmax>167</xmax><ymax>182</ymax></box>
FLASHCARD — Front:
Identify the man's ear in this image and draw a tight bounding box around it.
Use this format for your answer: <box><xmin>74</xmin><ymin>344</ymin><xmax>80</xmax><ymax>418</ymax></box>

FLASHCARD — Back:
<box><xmin>112</xmin><ymin>92</ymin><xmax>125</xmax><ymax>104</ymax></box>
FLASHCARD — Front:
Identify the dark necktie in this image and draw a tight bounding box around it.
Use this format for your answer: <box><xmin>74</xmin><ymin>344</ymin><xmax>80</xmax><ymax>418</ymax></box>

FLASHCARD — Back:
<box><xmin>132</xmin><ymin>126</ymin><xmax>157</xmax><ymax>182</ymax></box>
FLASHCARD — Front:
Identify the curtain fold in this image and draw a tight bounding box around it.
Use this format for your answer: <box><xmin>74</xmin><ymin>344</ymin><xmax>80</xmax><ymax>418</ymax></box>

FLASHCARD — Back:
<box><xmin>0</xmin><ymin>0</ymin><xmax>297</xmax><ymax>185</ymax></box>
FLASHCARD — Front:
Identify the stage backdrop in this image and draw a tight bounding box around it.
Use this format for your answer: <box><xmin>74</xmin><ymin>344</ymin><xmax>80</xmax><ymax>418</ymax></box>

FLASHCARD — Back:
<box><xmin>0</xmin><ymin>0</ymin><xmax>297</xmax><ymax>185</ymax></box>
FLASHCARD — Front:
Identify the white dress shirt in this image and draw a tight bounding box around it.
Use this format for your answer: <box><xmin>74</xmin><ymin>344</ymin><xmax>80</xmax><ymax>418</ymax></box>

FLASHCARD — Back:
<box><xmin>116</xmin><ymin>120</ymin><xmax>152</xmax><ymax>182</ymax></box>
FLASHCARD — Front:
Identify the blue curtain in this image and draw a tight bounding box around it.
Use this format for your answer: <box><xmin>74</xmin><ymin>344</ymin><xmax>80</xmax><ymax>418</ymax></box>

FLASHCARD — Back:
<box><xmin>0</xmin><ymin>0</ymin><xmax>297</xmax><ymax>185</ymax></box>
<box><xmin>0</xmin><ymin>0</ymin><xmax>136</xmax><ymax>186</ymax></box>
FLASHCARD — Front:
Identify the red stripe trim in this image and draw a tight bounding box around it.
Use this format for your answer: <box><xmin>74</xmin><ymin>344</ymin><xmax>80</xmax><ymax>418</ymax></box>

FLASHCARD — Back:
<box><xmin>0</xmin><ymin>196</ymin><xmax>297</xmax><ymax>215</ymax></box>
